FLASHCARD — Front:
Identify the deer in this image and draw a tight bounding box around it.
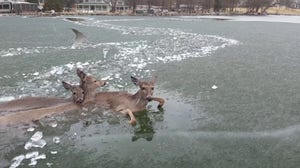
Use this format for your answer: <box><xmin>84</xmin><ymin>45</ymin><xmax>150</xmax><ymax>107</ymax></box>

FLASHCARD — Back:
<box><xmin>78</xmin><ymin>73</ymin><xmax>165</xmax><ymax>125</ymax></box>
<box><xmin>76</xmin><ymin>68</ymin><xmax>106</xmax><ymax>105</ymax></box>
<box><xmin>0</xmin><ymin>83</ymin><xmax>84</xmax><ymax>114</ymax></box>
<box><xmin>0</xmin><ymin>71</ymin><xmax>106</xmax><ymax>126</ymax></box>
<box><xmin>0</xmin><ymin>69</ymin><xmax>106</xmax><ymax>114</ymax></box>
<box><xmin>0</xmin><ymin>81</ymin><xmax>85</xmax><ymax>125</ymax></box>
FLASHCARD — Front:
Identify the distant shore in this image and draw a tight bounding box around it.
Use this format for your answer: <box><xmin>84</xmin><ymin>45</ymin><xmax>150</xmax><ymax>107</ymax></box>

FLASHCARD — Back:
<box><xmin>1</xmin><ymin>7</ymin><xmax>300</xmax><ymax>17</ymax></box>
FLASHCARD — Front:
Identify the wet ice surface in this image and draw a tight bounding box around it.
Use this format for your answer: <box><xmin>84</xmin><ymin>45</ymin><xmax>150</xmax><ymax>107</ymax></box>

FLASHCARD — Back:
<box><xmin>0</xmin><ymin>17</ymin><xmax>238</xmax><ymax>99</ymax></box>
<box><xmin>6</xmin><ymin>130</ymin><xmax>47</xmax><ymax>168</ymax></box>
<box><xmin>181</xmin><ymin>15</ymin><xmax>300</xmax><ymax>24</ymax></box>
<box><xmin>10</xmin><ymin>152</ymin><xmax>46</xmax><ymax>168</ymax></box>
<box><xmin>0</xmin><ymin>90</ymin><xmax>205</xmax><ymax>168</ymax></box>
<box><xmin>1</xmin><ymin>16</ymin><xmax>300</xmax><ymax>167</ymax></box>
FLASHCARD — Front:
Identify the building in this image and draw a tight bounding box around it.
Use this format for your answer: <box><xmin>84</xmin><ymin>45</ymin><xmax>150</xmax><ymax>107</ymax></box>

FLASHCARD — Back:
<box><xmin>76</xmin><ymin>0</ymin><xmax>109</xmax><ymax>13</ymax></box>
<box><xmin>115</xmin><ymin>0</ymin><xmax>129</xmax><ymax>12</ymax></box>
<box><xmin>0</xmin><ymin>0</ymin><xmax>37</xmax><ymax>13</ymax></box>
<box><xmin>291</xmin><ymin>0</ymin><xmax>300</xmax><ymax>8</ymax></box>
<box><xmin>76</xmin><ymin>0</ymin><xmax>129</xmax><ymax>13</ymax></box>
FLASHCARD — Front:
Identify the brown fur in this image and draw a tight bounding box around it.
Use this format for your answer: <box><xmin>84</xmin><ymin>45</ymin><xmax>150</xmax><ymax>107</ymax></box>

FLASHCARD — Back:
<box><xmin>76</xmin><ymin>68</ymin><xmax>106</xmax><ymax>104</ymax></box>
<box><xmin>81</xmin><ymin>76</ymin><xmax>165</xmax><ymax>125</ymax></box>
<box><xmin>0</xmin><ymin>68</ymin><xmax>107</xmax><ymax>126</ymax></box>
<box><xmin>0</xmin><ymin>102</ymin><xmax>81</xmax><ymax>126</ymax></box>
<box><xmin>0</xmin><ymin>82</ymin><xmax>84</xmax><ymax>113</ymax></box>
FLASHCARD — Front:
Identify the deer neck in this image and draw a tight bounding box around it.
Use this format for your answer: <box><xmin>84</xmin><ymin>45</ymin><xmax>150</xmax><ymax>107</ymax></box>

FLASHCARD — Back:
<box><xmin>83</xmin><ymin>87</ymin><xmax>97</xmax><ymax>103</ymax></box>
<box><xmin>132</xmin><ymin>90</ymin><xmax>148</xmax><ymax>107</ymax></box>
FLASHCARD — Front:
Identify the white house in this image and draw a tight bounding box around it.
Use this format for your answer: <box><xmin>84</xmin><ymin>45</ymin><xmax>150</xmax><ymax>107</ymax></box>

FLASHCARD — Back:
<box><xmin>76</xmin><ymin>0</ymin><xmax>110</xmax><ymax>13</ymax></box>
<box><xmin>0</xmin><ymin>0</ymin><xmax>37</xmax><ymax>13</ymax></box>
<box><xmin>76</xmin><ymin>0</ymin><xmax>129</xmax><ymax>13</ymax></box>
<box><xmin>291</xmin><ymin>0</ymin><xmax>300</xmax><ymax>8</ymax></box>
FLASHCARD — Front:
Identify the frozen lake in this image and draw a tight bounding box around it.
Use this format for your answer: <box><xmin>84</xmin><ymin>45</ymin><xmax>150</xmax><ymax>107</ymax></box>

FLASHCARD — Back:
<box><xmin>0</xmin><ymin>15</ymin><xmax>300</xmax><ymax>168</ymax></box>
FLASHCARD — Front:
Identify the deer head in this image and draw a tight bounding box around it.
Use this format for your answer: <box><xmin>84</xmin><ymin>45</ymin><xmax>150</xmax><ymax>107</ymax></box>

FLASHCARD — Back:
<box><xmin>62</xmin><ymin>81</ymin><xmax>85</xmax><ymax>105</ymax></box>
<box><xmin>131</xmin><ymin>76</ymin><xmax>157</xmax><ymax>101</ymax></box>
<box><xmin>77</xmin><ymin>68</ymin><xmax>106</xmax><ymax>92</ymax></box>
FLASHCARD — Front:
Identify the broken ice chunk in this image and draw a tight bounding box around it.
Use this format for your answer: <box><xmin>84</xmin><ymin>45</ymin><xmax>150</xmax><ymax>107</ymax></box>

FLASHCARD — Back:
<box><xmin>25</xmin><ymin>151</ymin><xmax>39</xmax><ymax>159</ymax></box>
<box><xmin>211</xmin><ymin>85</ymin><xmax>218</xmax><ymax>90</ymax></box>
<box><xmin>31</xmin><ymin>131</ymin><xmax>43</xmax><ymax>141</ymax></box>
<box><xmin>27</xmin><ymin>127</ymin><xmax>35</xmax><ymax>132</ymax></box>
<box><xmin>50</xmin><ymin>151</ymin><xmax>58</xmax><ymax>155</ymax></box>
<box><xmin>33</xmin><ymin>72</ymin><xmax>39</xmax><ymax>76</ymax></box>
<box><xmin>101</xmin><ymin>76</ymin><xmax>110</xmax><ymax>81</ymax></box>
<box><xmin>10</xmin><ymin>155</ymin><xmax>25</xmax><ymax>168</ymax></box>
<box><xmin>49</xmin><ymin>121</ymin><xmax>57</xmax><ymax>128</ymax></box>
<box><xmin>53</xmin><ymin>137</ymin><xmax>60</xmax><ymax>144</ymax></box>
<box><xmin>24</xmin><ymin>139</ymin><xmax>47</xmax><ymax>150</ymax></box>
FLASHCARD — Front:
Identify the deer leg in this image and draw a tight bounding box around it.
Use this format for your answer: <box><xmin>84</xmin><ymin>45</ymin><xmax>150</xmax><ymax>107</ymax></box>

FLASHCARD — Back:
<box><xmin>120</xmin><ymin>109</ymin><xmax>136</xmax><ymax>125</ymax></box>
<box><xmin>150</xmin><ymin>97</ymin><xmax>165</xmax><ymax>108</ymax></box>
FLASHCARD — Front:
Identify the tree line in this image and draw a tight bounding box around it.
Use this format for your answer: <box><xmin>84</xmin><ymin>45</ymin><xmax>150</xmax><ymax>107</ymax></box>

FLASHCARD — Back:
<box><xmin>30</xmin><ymin>0</ymin><xmax>297</xmax><ymax>14</ymax></box>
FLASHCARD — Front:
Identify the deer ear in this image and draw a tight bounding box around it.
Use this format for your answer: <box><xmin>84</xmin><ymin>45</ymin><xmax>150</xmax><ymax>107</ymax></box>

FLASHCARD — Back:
<box><xmin>76</xmin><ymin>68</ymin><xmax>86</xmax><ymax>79</ymax></box>
<box><xmin>131</xmin><ymin>76</ymin><xmax>139</xmax><ymax>86</ymax></box>
<box><xmin>62</xmin><ymin>81</ymin><xmax>72</xmax><ymax>90</ymax></box>
<box><xmin>151</xmin><ymin>76</ymin><xmax>157</xmax><ymax>84</ymax></box>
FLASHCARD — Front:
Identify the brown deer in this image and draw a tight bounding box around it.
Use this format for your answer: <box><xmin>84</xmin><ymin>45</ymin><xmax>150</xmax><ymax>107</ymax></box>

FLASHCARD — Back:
<box><xmin>0</xmin><ymin>68</ymin><xmax>107</xmax><ymax>126</ymax></box>
<box><xmin>76</xmin><ymin>68</ymin><xmax>106</xmax><ymax>105</ymax></box>
<box><xmin>0</xmin><ymin>68</ymin><xmax>106</xmax><ymax>114</ymax></box>
<box><xmin>0</xmin><ymin>82</ymin><xmax>84</xmax><ymax>114</ymax></box>
<box><xmin>0</xmin><ymin>81</ymin><xmax>85</xmax><ymax>125</ymax></box>
<box><xmin>80</xmin><ymin>75</ymin><xmax>165</xmax><ymax>125</ymax></box>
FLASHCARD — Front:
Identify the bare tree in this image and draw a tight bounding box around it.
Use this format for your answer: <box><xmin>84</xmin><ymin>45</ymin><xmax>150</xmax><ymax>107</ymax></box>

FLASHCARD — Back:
<box><xmin>201</xmin><ymin>0</ymin><xmax>213</xmax><ymax>13</ymax></box>
<box><xmin>280</xmin><ymin>0</ymin><xmax>293</xmax><ymax>8</ymax></box>
<box><xmin>175</xmin><ymin>0</ymin><xmax>181</xmax><ymax>11</ymax></box>
<box><xmin>125</xmin><ymin>0</ymin><xmax>138</xmax><ymax>14</ymax></box>
<box><xmin>214</xmin><ymin>0</ymin><xmax>222</xmax><ymax>12</ymax></box>
<box><xmin>225</xmin><ymin>0</ymin><xmax>239</xmax><ymax>12</ymax></box>
<box><xmin>187</xmin><ymin>0</ymin><xmax>196</xmax><ymax>13</ymax></box>
<box><xmin>147</xmin><ymin>0</ymin><xmax>153</xmax><ymax>10</ymax></box>
<box><xmin>103</xmin><ymin>0</ymin><xmax>119</xmax><ymax>13</ymax></box>
<box><xmin>245</xmin><ymin>0</ymin><xmax>273</xmax><ymax>14</ymax></box>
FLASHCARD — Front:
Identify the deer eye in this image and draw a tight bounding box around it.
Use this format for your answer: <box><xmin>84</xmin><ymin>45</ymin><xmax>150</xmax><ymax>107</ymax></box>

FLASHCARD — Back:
<box><xmin>151</xmin><ymin>88</ymin><xmax>154</xmax><ymax>90</ymax></box>
<box><xmin>73</xmin><ymin>92</ymin><xmax>76</xmax><ymax>95</ymax></box>
<box><xmin>142</xmin><ymin>87</ymin><xmax>146</xmax><ymax>90</ymax></box>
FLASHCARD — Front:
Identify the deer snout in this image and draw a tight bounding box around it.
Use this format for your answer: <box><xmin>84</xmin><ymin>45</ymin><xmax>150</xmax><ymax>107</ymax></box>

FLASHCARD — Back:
<box><xmin>76</xmin><ymin>98</ymin><xmax>84</xmax><ymax>104</ymax></box>
<box><xmin>146</xmin><ymin>96</ymin><xmax>152</xmax><ymax>101</ymax></box>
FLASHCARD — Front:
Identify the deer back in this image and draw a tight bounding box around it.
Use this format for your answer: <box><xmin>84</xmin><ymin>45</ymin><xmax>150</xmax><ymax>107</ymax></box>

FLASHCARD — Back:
<box><xmin>93</xmin><ymin>76</ymin><xmax>157</xmax><ymax>113</ymax></box>
<box><xmin>0</xmin><ymin>102</ymin><xmax>80</xmax><ymax>126</ymax></box>
<box><xmin>0</xmin><ymin>81</ymin><xmax>85</xmax><ymax>114</ymax></box>
<box><xmin>0</xmin><ymin>81</ymin><xmax>84</xmax><ymax>125</ymax></box>
<box><xmin>0</xmin><ymin>97</ymin><xmax>70</xmax><ymax>114</ymax></box>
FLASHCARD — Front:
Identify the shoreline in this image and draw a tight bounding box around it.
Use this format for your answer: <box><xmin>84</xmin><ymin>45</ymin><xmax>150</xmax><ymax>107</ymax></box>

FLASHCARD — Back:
<box><xmin>1</xmin><ymin>12</ymin><xmax>300</xmax><ymax>17</ymax></box>
<box><xmin>1</xmin><ymin>7</ymin><xmax>300</xmax><ymax>17</ymax></box>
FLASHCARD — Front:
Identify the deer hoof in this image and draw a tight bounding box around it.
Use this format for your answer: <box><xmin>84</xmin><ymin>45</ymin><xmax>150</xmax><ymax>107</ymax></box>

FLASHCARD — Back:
<box><xmin>157</xmin><ymin>104</ymin><xmax>164</xmax><ymax>109</ymax></box>
<box><xmin>129</xmin><ymin>119</ymin><xmax>137</xmax><ymax>125</ymax></box>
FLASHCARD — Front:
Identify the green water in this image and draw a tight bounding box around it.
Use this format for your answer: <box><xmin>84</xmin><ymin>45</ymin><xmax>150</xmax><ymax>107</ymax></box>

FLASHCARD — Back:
<box><xmin>1</xmin><ymin>15</ymin><xmax>300</xmax><ymax>168</ymax></box>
